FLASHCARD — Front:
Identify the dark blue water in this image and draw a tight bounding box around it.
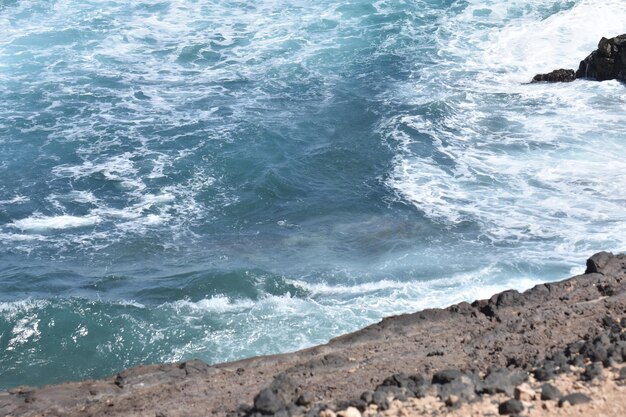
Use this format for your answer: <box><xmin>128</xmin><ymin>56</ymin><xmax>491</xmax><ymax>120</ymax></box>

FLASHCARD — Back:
<box><xmin>1</xmin><ymin>0</ymin><xmax>625</xmax><ymax>390</ymax></box>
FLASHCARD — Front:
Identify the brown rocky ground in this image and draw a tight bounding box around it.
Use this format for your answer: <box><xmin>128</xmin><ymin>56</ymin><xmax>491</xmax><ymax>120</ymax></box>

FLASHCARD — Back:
<box><xmin>2</xmin><ymin>252</ymin><xmax>626</xmax><ymax>417</ymax></box>
<box><xmin>353</xmin><ymin>364</ymin><xmax>626</xmax><ymax>417</ymax></box>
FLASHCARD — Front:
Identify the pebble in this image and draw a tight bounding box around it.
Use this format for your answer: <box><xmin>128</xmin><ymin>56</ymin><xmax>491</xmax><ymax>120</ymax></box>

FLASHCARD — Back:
<box><xmin>514</xmin><ymin>383</ymin><xmax>535</xmax><ymax>401</ymax></box>
<box><xmin>558</xmin><ymin>392</ymin><xmax>592</xmax><ymax>407</ymax></box>
<box><xmin>582</xmin><ymin>362</ymin><xmax>604</xmax><ymax>381</ymax></box>
<box><xmin>432</xmin><ymin>369</ymin><xmax>463</xmax><ymax>384</ymax></box>
<box><xmin>498</xmin><ymin>399</ymin><xmax>524</xmax><ymax>415</ymax></box>
<box><xmin>540</xmin><ymin>383</ymin><xmax>562</xmax><ymax>401</ymax></box>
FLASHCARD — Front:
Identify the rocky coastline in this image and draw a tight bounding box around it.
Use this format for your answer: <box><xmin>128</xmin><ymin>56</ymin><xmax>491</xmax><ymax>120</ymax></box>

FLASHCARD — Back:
<box><xmin>2</xmin><ymin>251</ymin><xmax>626</xmax><ymax>417</ymax></box>
<box><xmin>532</xmin><ymin>34</ymin><xmax>626</xmax><ymax>82</ymax></box>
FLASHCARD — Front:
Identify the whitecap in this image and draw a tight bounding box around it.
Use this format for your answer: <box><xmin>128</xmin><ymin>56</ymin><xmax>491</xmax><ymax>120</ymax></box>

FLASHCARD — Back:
<box><xmin>10</xmin><ymin>214</ymin><xmax>100</xmax><ymax>231</ymax></box>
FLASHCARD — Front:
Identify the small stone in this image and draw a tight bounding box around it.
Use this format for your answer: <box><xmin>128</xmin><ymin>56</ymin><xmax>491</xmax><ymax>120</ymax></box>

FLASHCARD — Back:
<box><xmin>337</xmin><ymin>407</ymin><xmax>361</xmax><ymax>417</ymax></box>
<box><xmin>582</xmin><ymin>362</ymin><xmax>603</xmax><ymax>381</ymax></box>
<box><xmin>498</xmin><ymin>399</ymin><xmax>524</xmax><ymax>415</ymax></box>
<box><xmin>114</xmin><ymin>374</ymin><xmax>125</xmax><ymax>388</ymax></box>
<box><xmin>320</xmin><ymin>410</ymin><xmax>336</xmax><ymax>417</ymax></box>
<box><xmin>360</xmin><ymin>391</ymin><xmax>373</xmax><ymax>404</ymax></box>
<box><xmin>514</xmin><ymin>383</ymin><xmax>535</xmax><ymax>401</ymax></box>
<box><xmin>432</xmin><ymin>369</ymin><xmax>463</xmax><ymax>384</ymax></box>
<box><xmin>372</xmin><ymin>391</ymin><xmax>390</xmax><ymax>410</ymax></box>
<box><xmin>297</xmin><ymin>392</ymin><xmax>315</xmax><ymax>406</ymax></box>
<box><xmin>541</xmin><ymin>383</ymin><xmax>562</xmax><ymax>401</ymax></box>
<box><xmin>445</xmin><ymin>395</ymin><xmax>459</xmax><ymax>406</ymax></box>
<box><xmin>534</xmin><ymin>366</ymin><xmax>555</xmax><ymax>381</ymax></box>
<box><xmin>588</xmin><ymin>345</ymin><xmax>608</xmax><ymax>363</ymax></box>
<box><xmin>482</xmin><ymin>368</ymin><xmax>526</xmax><ymax>396</ymax></box>
<box><xmin>253</xmin><ymin>388</ymin><xmax>284</xmax><ymax>414</ymax></box>
<box><xmin>558</xmin><ymin>393</ymin><xmax>592</xmax><ymax>407</ymax></box>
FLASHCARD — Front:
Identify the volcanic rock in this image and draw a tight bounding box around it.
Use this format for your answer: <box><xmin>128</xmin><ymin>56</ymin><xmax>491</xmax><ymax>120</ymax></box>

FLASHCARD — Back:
<box><xmin>576</xmin><ymin>34</ymin><xmax>626</xmax><ymax>81</ymax></box>
<box><xmin>531</xmin><ymin>69</ymin><xmax>576</xmax><ymax>83</ymax></box>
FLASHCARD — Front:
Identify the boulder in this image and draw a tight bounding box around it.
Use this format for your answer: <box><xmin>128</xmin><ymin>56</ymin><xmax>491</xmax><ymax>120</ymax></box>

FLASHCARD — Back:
<box><xmin>576</xmin><ymin>34</ymin><xmax>626</xmax><ymax>81</ymax></box>
<box><xmin>531</xmin><ymin>34</ymin><xmax>626</xmax><ymax>83</ymax></box>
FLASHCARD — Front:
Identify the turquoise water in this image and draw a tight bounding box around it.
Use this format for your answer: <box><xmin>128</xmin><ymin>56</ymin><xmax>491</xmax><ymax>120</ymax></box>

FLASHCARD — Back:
<box><xmin>1</xmin><ymin>0</ymin><xmax>625</xmax><ymax>389</ymax></box>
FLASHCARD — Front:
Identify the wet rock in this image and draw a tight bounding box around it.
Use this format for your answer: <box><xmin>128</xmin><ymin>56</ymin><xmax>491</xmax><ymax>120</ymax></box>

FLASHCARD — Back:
<box><xmin>558</xmin><ymin>392</ymin><xmax>592</xmax><ymax>407</ymax></box>
<box><xmin>540</xmin><ymin>383</ymin><xmax>562</xmax><ymax>401</ymax></box>
<box><xmin>531</xmin><ymin>36</ymin><xmax>626</xmax><ymax>83</ymax></box>
<box><xmin>531</xmin><ymin>69</ymin><xmax>576</xmax><ymax>83</ymax></box>
<box><xmin>576</xmin><ymin>35</ymin><xmax>626</xmax><ymax>81</ymax></box>
<box><xmin>498</xmin><ymin>399</ymin><xmax>524</xmax><ymax>415</ymax></box>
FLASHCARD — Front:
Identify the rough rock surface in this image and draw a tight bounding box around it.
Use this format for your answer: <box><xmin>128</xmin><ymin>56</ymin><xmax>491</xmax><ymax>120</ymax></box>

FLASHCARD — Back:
<box><xmin>576</xmin><ymin>34</ymin><xmax>626</xmax><ymax>81</ymax></box>
<box><xmin>531</xmin><ymin>69</ymin><xmax>576</xmax><ymax>83</ymax></box>
<box><xmin>532</xmin><ymin>34</ymin><xmax>626</xmax><ymax>82</ymax></box>
<box><xmin>1</xmin><ymin>252</ymin><xmax>626</xmax><ymax>417</ymax></box>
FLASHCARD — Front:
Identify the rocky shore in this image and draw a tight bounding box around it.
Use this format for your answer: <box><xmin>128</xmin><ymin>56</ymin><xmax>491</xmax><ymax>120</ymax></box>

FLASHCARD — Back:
<box><xmin>2</xmin><ymin>252</ymin><xmax>626</xmax><ymax>417</ymax></box>
<box><xmin>532</xmin><ymin>34</ymin><xmax>626</xmax><ymax>82</ymax></box>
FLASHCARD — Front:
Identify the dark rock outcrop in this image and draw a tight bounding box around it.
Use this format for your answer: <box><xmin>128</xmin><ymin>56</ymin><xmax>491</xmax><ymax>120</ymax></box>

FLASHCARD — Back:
<box><xmin>531</xmin><ymin>69</ymin><xmax>576</xmax><ymax>83</ymax></box>
<box><xmin>576</xmin><ymin>34</ymin><xmax>626</xmax><ymax>81</ymax></box>
<box><xmin>531</xmin><ymin>34</ymin><xmax>626</xmax><ymax>83</ymax></box>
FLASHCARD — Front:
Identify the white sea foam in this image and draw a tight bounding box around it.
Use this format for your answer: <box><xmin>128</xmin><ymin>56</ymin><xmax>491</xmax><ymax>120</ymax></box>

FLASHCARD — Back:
<box><xmin>10</xmin><ymin>214</ymin><xmax>100</xmax><ymax>231</ymax></box>
<box><xmin>168</xmin><ymin>295</ymin><xmax>255</xmax><ymax>314</ymax></box>
<box><xmin>385</xmin><ymin>0</ymin><xmax>626</xmax><ymax>266</ymax></box>
<box><xmin>0</xmin><ymin>299</ymin><xmax>48</xmax><ymax>316</ymax></box>
<box><xmin>159</xmin><ymin>266</ymin><xmax>542</xmax><ymax>363</ymax></box>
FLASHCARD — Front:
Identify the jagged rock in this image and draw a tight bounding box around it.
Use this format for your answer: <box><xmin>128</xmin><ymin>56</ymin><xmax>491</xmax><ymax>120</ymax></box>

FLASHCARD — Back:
<box><xmin>576</xmin><ymin>34</ymin><xmax>626</xmax><ymax>81</ymax></box>
<box><xmin>531</xmin><ymin>35</ymin><xmax>626</xmax><ymax>83</ymax></box>
<box><xmin>531</xmin><ymin>69</ymin><xmax>576</xmax><ymax>83</ymax></box>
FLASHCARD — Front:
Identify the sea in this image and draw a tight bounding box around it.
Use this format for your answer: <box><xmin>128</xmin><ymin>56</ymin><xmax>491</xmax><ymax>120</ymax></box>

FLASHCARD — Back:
<box><xmin>1</xmin><ymin>0</ymin><xmax>625</xmax><ymax>390</ymax></box>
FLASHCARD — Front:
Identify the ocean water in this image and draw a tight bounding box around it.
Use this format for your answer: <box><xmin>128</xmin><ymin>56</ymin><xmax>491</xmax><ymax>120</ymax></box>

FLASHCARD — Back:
<box><xmin>1</xmin><ymin>0</ymin><xmax>625</xmax><ymax>390</ymax></box>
